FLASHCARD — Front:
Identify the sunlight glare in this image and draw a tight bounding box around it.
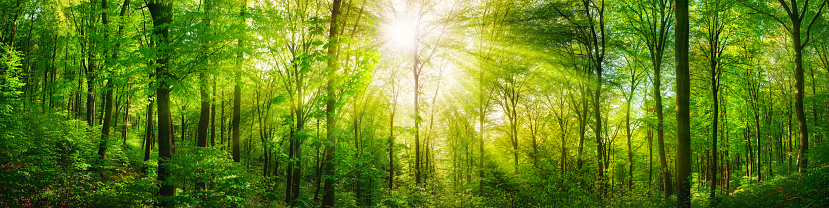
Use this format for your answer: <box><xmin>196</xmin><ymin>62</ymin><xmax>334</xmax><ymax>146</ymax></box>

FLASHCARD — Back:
<box><xmin>384</xmin><ymin>18</ymin><xmax>417</xmax><ymax>49</ymax></box>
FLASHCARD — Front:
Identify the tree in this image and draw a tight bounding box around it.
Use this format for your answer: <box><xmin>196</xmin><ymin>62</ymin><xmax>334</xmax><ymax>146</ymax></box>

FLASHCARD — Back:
<box><xmin>674</xmin><ymin>0</ymin><xmax>692</xmax><ymax>206</ymax></box>
<box><xmin>623</xmin><ymin>0</ymin><xmax>674</xmax><ymax>196</ymax></box>
<box><xmin>742</xmin><ymin>0</ymin><xmax>827</xmax><ymax>174</ymax></box>
<box><xmin>321</xmin><ymin>0</ymin><xmax>342</xmax><ymax>206</ymax></box>
<box><xmin>232</xmin><ymin>0</ymin><xmax>245</xmax><ymax>164</ymax></box>
<box><xmin>494</xmin><ymin>67</ymin><xmax>524</xmax><ymax>172</ymax></box>
<box><xmin>619</xmin><ymin>41</ymin><xmax>645</xmax><ymax>191</ymax></box>
<box><xmin>195</xmin><ymin>0</ymin><xmax>212</xmax><ymax>191</ymax></box>
<box><xmin>147</xmin><ymin>0</ymin><xmax>175</xmax><ymax>206</ymax></box>
<box><xmin>698</xmin><ymin>0</ymin><xmax>734</xmax><ymax>200</ymax></box>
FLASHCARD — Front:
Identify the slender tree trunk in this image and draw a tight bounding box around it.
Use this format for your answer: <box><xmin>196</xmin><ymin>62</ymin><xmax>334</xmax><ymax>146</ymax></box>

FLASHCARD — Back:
<box><xmin>197</xmin><ymin>72</ymin><xmax>210</xmax><ymax>148</ymax></box>
<box><xmin>594</xmin><ymin>68</ymin><xmax>605</xmax><ymax>197</ymax></box>
<box><xmin>231</xmin><ymin>1</ymin><xmax>245</xmax><ymax>163</ymax></box>
<box><xmin>577</xmin><ymin>91</ymin><xmax>587</xmax><ymax>171</ymax></box>
<box><xmin>648</xmin><ymin>120</ymin><xmax>653</xmax><ymax>189</ymax></box>
<box><xmin>792</xmin><ymin>19</ymin><xmax>809</xmax><ymax>173</ymax></box>
<box><xmin>197</xmin><ymin>0</ymin><xmax>212</xmax><ymax>151</ymax></box>
<box><xmin>321</xmin><ymin>0</ymin><xmax>342</xmax><ymax>206</ymax></box>
<box><xmin>196</xmin><ymin>68</ymin><xmax>210</xmax><ymax>191</ymax></box>
<box><xmin>754</xmin><ymin>104</ymin><xmax>761</xmax><ymax>181</ymax></box>
<box><xmin>221</xmin><ymin>89</ymin><xmax>225</xmax><ymax>148</ymax></box>
<box><xmin>810</xmin><ymin>61</ymin><xmax>819</xmax><ymax>144</ymax></box>
<box><xmin>788</xmin><ymin>83</ymin><xmax>793</xmax><ymax>172</ymax></box>
<box><xmin>675</xmin><ymin>0</ymin><xmax>692</xmax><ymax>206</ymax></box>
<box><xmin>710</xmin><ymin>65</ymin><xmax>719</xmax><ymax>200</ymax></box>
<box><xmin>654</xmin><ymin>61</ymin><xmax>672</xmax><ymax>197</ymax></box>
<box><xmin>626</xmin><ymin>96</ymin><xmax>633</xmax><ymax>191</ymax></box>
<box><xmin>98</xmin><ymin>0</ymin><xmax>113</xmax><ymax>159</ymax></box>
<box><xmin>86</xmin><ymin>46</ymin><xmax>97</xmax><ymax>127</ymax></box>
<box><xmin>314</xmin><ymin>120</ymin><xmax>323</xmax><ymax>202</ymax></box>
<box><xmin>479</xmin><ymin>67</ymin><xmax>485</xmax><ymax>195</ymax></box>
<box><xmin>211</xmin><ymin>76</ymin><xmax>216</xmax><ymax>147</ymax></box>
<box><xmin>413</xmin><ymin>33</ymin><xmax>422</xmax><ymax>185</ymax></box>
<box><xmin>122</xmin><ymin>86</ymin><xmax>131</xmax><ymax>146</ymax></box>
<box><xmin>388</xmin><ymin>94</ymin><xmax>396</xmax><ymax>190</ymax></box>
<box><xmin>143</xmin><ymin>98</ymin><xmax>154</xmax><ymax>162</ymax></box>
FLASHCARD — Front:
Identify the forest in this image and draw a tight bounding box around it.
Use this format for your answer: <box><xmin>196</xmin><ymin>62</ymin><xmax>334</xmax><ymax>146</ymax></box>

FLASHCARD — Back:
<box><xmin>1</xmin><ymin>0</ymin><xmax>828</xmax><ymax>207</ymax></box>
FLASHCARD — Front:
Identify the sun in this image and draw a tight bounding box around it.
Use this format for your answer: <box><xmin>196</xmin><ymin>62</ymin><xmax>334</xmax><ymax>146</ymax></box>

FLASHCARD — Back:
<box><xmin>383</xmin><ymin>18</ymin><xmax>417</xmax><ymax>49</ymax></box>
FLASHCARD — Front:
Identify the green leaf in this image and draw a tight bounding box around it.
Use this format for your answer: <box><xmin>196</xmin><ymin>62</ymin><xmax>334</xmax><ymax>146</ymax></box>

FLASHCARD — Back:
<box><xmin>270</xmin><ymin>95</ymin><xmax>286</xmax><ymax>104</ymax></box>
<box><xmin>290</xmin><ymin>134</ymin><xmax>309</xmax><ymax>141</ymax></box>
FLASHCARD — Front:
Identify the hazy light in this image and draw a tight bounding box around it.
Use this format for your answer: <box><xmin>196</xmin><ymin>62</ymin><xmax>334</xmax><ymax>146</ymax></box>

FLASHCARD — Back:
<box><xmin>384</xmin><ymin>18</ymin><xmax>417</xmax><ymax>50</ymax></box>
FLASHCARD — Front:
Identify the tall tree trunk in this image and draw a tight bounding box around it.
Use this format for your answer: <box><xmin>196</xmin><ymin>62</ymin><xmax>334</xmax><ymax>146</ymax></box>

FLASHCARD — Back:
<box><xmin>788</xmin><ymin>83</ymin><xmax>793</xmax><ymax>172</ymax></box>
<box><xmin>98</xmin><ymin>0</ymin><xmax>113</xmax><ymax>159</ymax></box>
<box><xmin>754</xmin><ymin>103</ymin><xmax>761</xmax><ymax>181</ymax></box>
<box><xmin>86</xmin><ymin>61</ymin><xmax>96</xmax><ymax>126</ymax></box>
<box><xmin>413</xmin><ymin>26</ymin><xmax>422</xmax><ymax>185</ymax></box>
<box><xmin>196</xmin><ymin>66</ymin><xmax>210</xmax><ymax>191</ymax></box>
<box><xmin>231</xmin><ymin>1</ymin><xmax>245</xmax><ymax>163</ymax></box>
<box><xmin>654</xmin><ymin>56</ymin><xmax>672</xmax><ymax>197</ymax></box>
<box><xmin>594</xmin><ymin>67</ymin><xmax>605</xmax><ymax>197</ymax></box>
<box><xmin>648</xmin><ymin>121</ymin><xmax>653</xmax><ymax>188</ymax></box>
<box><xmin>792</xmin><ymin>18</ymin><xmax>809</xmax><ymax>173</ymax></box>
<box><xmin>122</xmin><ymin>85</ymin><xmax>131</xmax><ymax>146</ymax></box>
<box><xmin>197</xmin><ymin>73</ymin><xmax>210</xmax><ymax>148</ymax></box>
<box><xmin>675</xmin><ymin>0</ymin><xmax>691</xmax><ymax>206</ymax></box>
<box><xmin>388</xmin><ymin>87</ymin><xmax>396</xmax><ymax>190</ymax></box>
<box><xmin>626</xmin><ymin>96</ymin><xmax>633</xmax><ymax>191</ymax></box>
<box><xmin>143</xmin><ymin>98</ymin><xmax>154</xmax><ymax>162</ymax></box>
<box><xmin>148</xmin><ymin>0</ymin><xmax>175</xmax><ymax>205</ymax></box>
<box><xmin>197</xmin><ymin>0</ymin><xmax>212</xmax><ymax>150</ymax></box>
<box><xmin>211</xmin><ymin>75</ymin><xmax>216</xmax><ymax>147</ymax></box>
<box><xmin>321</xmin><ymin>0</ymin><xmax>342</xmax><ymax>206</ymax></box>
<box><xmin>221</xmin><ymin>89</ymin><xmax>225</xmax><ymax>148</ymax></box>
<box><xmin>479</xmin><ymin>65</ymin><xmax>485</xmax><ymax>195</ymax></box>
<box><xmin>576</xmin><ymin>87</ymin><xmax>587</xmax><ymax>172</ymax></box>
<box><xmin>710</xmin><ymin>61</ymin><xmax>719</xmax><ymax>200</ymax></box>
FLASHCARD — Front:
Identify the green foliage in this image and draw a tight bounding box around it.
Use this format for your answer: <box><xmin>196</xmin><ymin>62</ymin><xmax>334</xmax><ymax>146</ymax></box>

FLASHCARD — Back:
<box><xmin>0</xmin><ymin>43</ymin><xmax>23</xmax><ymax>125</ymax></box>
<box><xmin>0</xmin><ymin>109</ymin><xmax>153</xmax><ymax>207</ymax></box>
<box><xmin>165</xmin><ymin>145</ymin><xmax>261</xmax><ymax>207</ymax></box>
<box><xmin>4</xmin><ymin>0</ymin><xmax>829</xmax><ymax>206</ymax></box>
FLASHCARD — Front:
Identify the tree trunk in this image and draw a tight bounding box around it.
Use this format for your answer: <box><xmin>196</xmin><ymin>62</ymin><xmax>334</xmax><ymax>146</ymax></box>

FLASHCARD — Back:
<box><xmin>577</xmin><ymin>90</ymin><xmax>587</xmax><ymax>171</ymax></box>
<box><xmin>654</xmin><ymin>59</ymin><xmax>672</xmax><ymax>197</ymax></box>
<box><xmin>231</xmin><ymin>1</ymin><xmax>244</xmax><ymax>163</ymax></box>
<box><xmin>211</xmin><ymin>76</ymin><xmax>216</xmax><ymax>147</ymax></box>
<box><xmin>98</xmin><ymin>0</ymin><xmax>113</xmax><ymax>159</ymax></box>
<box><xmin>626</xmin><ymin>96</ymin><xmax>633</xmax><ymax>191</ymax></box>
<box><xmin>321</xmin><ymin>0</ymin><xmax>342</xmax><ymax>206</ymax></box>
<box><xmin>792</xmin><ymin>18</ymin><xmax>809</xmax><ymax>173</ymax></box>
<box><xmin>197</xmin><ymin>0</ymin><xmax>212</xmax><ymax>150</ymax></box>
<box><xmin>594</xmin><ymin>65</ymin><xmax>605</xmax><ymax>197</ymax></box>
<box><xmin>143</xmin><ymin>99</ymin><xmax>154</xmax><ymax>162</ymax></box>
<box><xmin>754</xmin><ymin>104</ymin><xmax>761</xmax><ymax>181</ymax></box>
<box><xmin>710</xmin><ymin>64</ymin><xmax>719</xmax><ymax>200</ymax></box>
<box><xmin>221</xmin><ymin>89</ymin><xmax>225</xmax><ymax>148</ymax></box>
<box><xmin>388</xmin><ymin>93</ymin><xmax>396</xmax><ymax>190</ymax></box>
<box><xmin>196</xmin><ymin>67</ymin><xmax>210</xmax><ymax>191</ymax></box>
<box><xmin>675</xmin><ymin>0</ymin><xmax>691</xmax><ymax>206</ymax></box>
<box><xmin>788</xmin><ymin>83</ymin><xmax>793</xmax><ymax>172</ymax></box>
<box><xmin>148</xmin><ymin>0</ymin><xmax>175</xmax><ymax>205</ymax></box>
<box><xmin>122</xmin><ymin>87</ymin><xmax>130</xmax><ymax>146</ymax></box>
<box><xmin>413</xmin><ymin>35</ymin><xmax>422</xmax><ymax>185</ymax></box>
<box><xmin>479</xmin><ymin>67</ymin><xmax>485</xmax><ymax>195</ymax></box>
<box><xmin>197</xmin><ymin>71</ymin><xmax>210</xmax><ymax>148</ymax></box>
